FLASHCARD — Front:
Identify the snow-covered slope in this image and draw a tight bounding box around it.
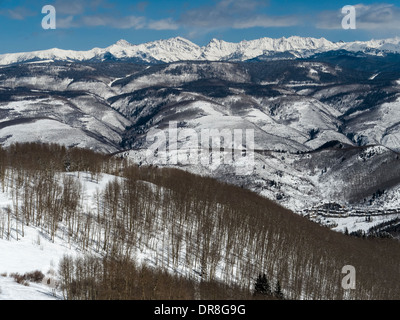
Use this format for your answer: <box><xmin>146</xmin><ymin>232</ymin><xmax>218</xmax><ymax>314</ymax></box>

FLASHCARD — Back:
<box><xmin>0</xmin><ymin>171</ymin><xmax>131</xmax><ymax>300</ymax></box>
<box><xmin>3</xmin><ymin>36</ymin><xmax>400</xmax><ymax>65</ymax></box>
<box><xmin>1</xmin><ymin>166</ymin><xmax>398</xmax><ymax>300</ymax></box>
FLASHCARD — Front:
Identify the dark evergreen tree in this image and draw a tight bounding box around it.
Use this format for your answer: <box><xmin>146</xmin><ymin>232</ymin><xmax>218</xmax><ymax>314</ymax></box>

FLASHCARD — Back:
<box><xmin>274</xmin><ymin>280</ymin><xmax>284</xmax><ymax>300</ymax></box>
<box><xmin>254</xmin><ymin>273</ymin><xmax>271</xmax><ymax>296</ymax></box>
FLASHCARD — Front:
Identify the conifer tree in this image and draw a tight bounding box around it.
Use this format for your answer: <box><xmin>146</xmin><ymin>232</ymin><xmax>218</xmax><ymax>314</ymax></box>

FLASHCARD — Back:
<box><xmin>254</xmin><ymin>273</ymin><xmax>271</xmax><ymax>296</ymax></box>
<box><xmin>274</xmin><ymin>280</ymin><xmax>284</xmax><ymax>300</ymax></box>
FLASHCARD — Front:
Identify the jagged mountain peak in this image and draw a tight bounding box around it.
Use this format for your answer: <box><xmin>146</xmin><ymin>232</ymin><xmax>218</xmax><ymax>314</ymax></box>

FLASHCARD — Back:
<box><xmin>148</xmin><ymin>36</ymin><xmax>200</xmax><ymax>49</ymax></box>
<box><xmin>207</xmin><ymin>38</ymin><xmax>229</xmax><ymax>44</ymax></box>
<box><xmin>170</xmin><ymin>36</ymin><xmax>198</xmax><ymax>44</ymax></box>
<box><xmin>114</xmin><ymin>39</ymin><xmax>132</xmax><ymax>47</ymax></box>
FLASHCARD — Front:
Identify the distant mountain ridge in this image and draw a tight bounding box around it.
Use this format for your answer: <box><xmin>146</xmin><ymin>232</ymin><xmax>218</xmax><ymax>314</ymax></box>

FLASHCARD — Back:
<box><xmin>2</xmin><ymin>36</ymin><xmax>400</xmax><ymax>65</ymax></box>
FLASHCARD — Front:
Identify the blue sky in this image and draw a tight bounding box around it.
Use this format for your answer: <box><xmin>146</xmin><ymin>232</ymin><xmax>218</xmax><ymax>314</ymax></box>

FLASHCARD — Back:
<box><xmin>0</xmin><ymin>0</ymin><xmax>399</xmax><ymax>53</ymax></box>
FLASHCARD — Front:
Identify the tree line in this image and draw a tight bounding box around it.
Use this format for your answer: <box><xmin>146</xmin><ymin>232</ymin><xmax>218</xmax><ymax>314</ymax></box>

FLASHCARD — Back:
<box><xmin>58</xmin><ymin>254</ymin><xmax>272</xmax><ymax>300</ymax></box>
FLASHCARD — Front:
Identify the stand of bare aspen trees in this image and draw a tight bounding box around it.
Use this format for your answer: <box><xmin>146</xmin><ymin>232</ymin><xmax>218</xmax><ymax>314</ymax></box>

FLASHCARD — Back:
<box><xmin>0</xmin><ymin>142</ymin><xmax>400</xmax><ymax>300</ymax></box>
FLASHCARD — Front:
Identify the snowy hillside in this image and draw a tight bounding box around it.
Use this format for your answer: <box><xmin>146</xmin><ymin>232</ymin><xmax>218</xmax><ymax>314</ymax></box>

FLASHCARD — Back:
<box><xmin>0</xmin><ymin>171</ymin><xmax>118</xmax><ymax>300</ymax></box>
<box><xmin>1</xmin><ymin>144</ymin><xmax>400</xmax><ymax>301</ymax></box>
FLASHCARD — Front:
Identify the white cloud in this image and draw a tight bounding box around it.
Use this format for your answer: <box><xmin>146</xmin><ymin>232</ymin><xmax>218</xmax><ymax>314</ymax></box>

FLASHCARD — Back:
<box><xmin>178</xmin><ymin>0</ymin><xmax>296</xmax><ymax>29</ymax></box>
<box><xmin>53</xmin><ymin>0</ymin><xmax>113</xmax><ymax>15</ymax></box>
<box><xmin>1</xmin><ymin>6</ymin><xmax>36</xmax><ymax>20</ymax></box>
<box><xmin>49</xmin><ymin>0</ymin><xmax>177</xmax><ymax>31</ymax></box>
<box><xmin>81</xmin><ymin>15</ymin><xmax>146</xmax><ymax>29</ymax></box>
<box><xmin>57</xmin><ymin>15</ymin><xmax>76</xmax><ymax>29</ymax></box>
<box><xmin>232</xmin><ymin>15</ymin><xmax>299</xmax><ymax>29</ymax></box>
<box><xmin>53</xmin><ymin>0</ymin><xmax>85</xmax><ymax>15</ymax></box>
<box><xmin>147</xmin><ymin>18</ymin><xmax>179</xmax><ymax>31</ymax></box>
<box><xmin>317</xmin><ymin>3</ymin><xmax>400</xmax><ymax>30</ymax></box>
<box><xmin>57</xmin><ymin>14</ymin><xmax>178</xmax><ymax>31</ymax></box>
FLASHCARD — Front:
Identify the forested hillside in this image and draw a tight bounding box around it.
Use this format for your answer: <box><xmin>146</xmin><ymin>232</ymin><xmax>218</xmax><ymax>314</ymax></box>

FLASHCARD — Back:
<box><xmin>0</xmin><ymin>142</ymin><xmax>399</xmax><ymax>300</ymax></box>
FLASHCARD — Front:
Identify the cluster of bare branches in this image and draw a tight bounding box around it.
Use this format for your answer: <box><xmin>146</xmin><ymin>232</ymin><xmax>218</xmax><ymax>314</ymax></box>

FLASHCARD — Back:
<box><xmin>58</xmin><ymin>254</ymin><xmax>260</xmax><ymax>300</ymax></box>
<box><xmin>0</xmin><ymin>142</ymin><xmax>120</xmax><ymax>243</ymax></box>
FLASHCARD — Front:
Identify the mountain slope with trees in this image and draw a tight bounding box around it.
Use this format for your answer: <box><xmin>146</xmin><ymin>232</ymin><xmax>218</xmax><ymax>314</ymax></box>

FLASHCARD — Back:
<box><xmin>0</xmin><ymin>143</ymin><xmax>399</xmax><ymax>300</ymax></box>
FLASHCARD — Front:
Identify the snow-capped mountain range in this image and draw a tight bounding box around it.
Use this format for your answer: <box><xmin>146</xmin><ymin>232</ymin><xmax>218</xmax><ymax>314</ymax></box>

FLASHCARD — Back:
<box><xmin>2</xmin><ymin>36</ymin><xmax>400</xmax><ymax>65</ymax></box>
